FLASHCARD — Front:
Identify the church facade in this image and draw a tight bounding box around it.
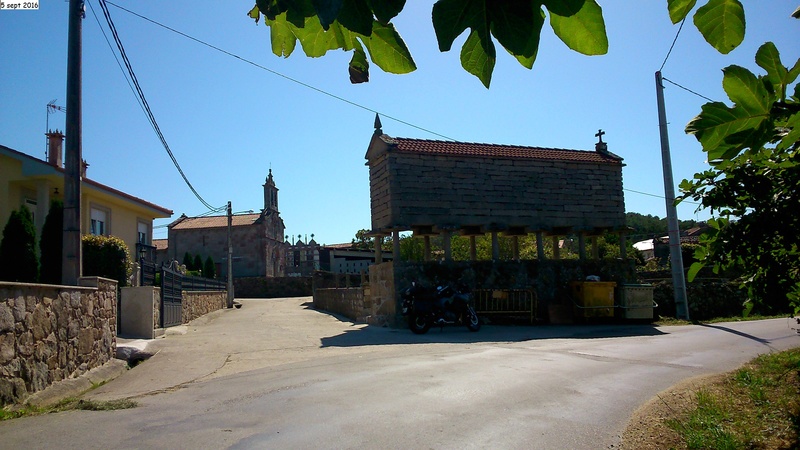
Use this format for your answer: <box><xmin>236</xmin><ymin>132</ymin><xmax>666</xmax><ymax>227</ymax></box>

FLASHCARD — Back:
<box><xmin>165</xmin><ymin>170</ymin><xmax>287</xmax><ymax>278</ymax></box>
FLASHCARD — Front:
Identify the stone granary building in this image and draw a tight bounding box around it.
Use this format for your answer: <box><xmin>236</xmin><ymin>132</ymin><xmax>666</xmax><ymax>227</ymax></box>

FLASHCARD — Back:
<box><xmin>165</xmin><ymin>170</ymin><xmax>286</xmax><ymax>278</ymax></box>
<box><xmin>365</xmin><ymin>116</ymin><xmax>627</xmax><ymax>258</ymax></box>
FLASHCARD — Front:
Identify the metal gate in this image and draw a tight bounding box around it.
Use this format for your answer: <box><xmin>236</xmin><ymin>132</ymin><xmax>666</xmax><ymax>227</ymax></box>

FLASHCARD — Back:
<box><xmin>160</xmin><ymin>266</ymin><xmax>183</xmax><ymax>328</ymax></box>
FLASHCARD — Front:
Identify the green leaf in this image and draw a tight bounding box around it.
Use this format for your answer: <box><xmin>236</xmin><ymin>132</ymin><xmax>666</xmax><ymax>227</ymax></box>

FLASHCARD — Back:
<box><xmin>460</xmin><ymin>28</ymin><xmax>496</xmax><ymax>88</ymax></box>
<box><xmin>687</xmin><ymin>261</ymin><xmax>705</xmax><ymax>282</ymax></box>
<box><xmin>788</xmin><ymin>58</ymin><xmax>800</xmax><ymax>85</ymax></box>
<box><xmin>367</xmin><ymin>0</ymin><xmax>405</xmax><ymax>24</ymax></box>
<box><xmin>488</xmin><ymin>1</ymin><xmax>545</xmax><ymax>67</ymax></box>
<box><xmin>349</xmin><ymin>45</ymin><xmax>369</xmax><ymax>83</ymax></box>
<box><xmin>361</xmin><ymin>21</ymin><xmax>416</xmax><ymax>74</ymax></box>
<box><xmin>338</xmin><ymin>0</ymin><xmax>373</xmax><ymax>36</ymax></box>
<box><xmin>546</xmin><ymin>0</ymin><xmax>608</xmax><ymax>55</ymax></box>
<box><xmin>722</xmin><ymin>65</ymin><xmax>771</xmax><ymax>116</ymax></box>
<box><xmin>686</xmin><ymin>101</ymin><xmax>765</xmax><ymax>158</ymax></box>
<box><xmin>667</xmin><ymin>0</ymin><xmax>697</xmax><ymax>24</ymax></box>
<box><xmin>778</xmin><ymin>111</ymin><xmax>800</xmax><ymax>151</ymax></box>
<box><xmin>312</xmin><ymin>0</ymin><xmax>344</xmax><ymax>30</ymax></box>
<box><xmin>248</xmin><ymin>5</ymin><xmax>260</xmax><ymax>23</ymax></box>
<box><xmin>288</xmin><ymin>15</ymin><xmax>338</xmax><ymax>57</ymax></box>
<box><xmin>692</xmin><ymin>0</ymin><xmax>745</xmax><ymax>54</ymax></box>
<box><xmin>266</xmin><ymin>13</ymin><xmax>298</xmax><ymax>57</ymax></box>
<box><xmin>755</xmin><ymin>42</ymin><xmax>787</xmax><ymax>91</ymax></box>
<box><xmin>432</xmin><ymin>0</ymin><xmax>485</xmax><ymax>52</ymax></box>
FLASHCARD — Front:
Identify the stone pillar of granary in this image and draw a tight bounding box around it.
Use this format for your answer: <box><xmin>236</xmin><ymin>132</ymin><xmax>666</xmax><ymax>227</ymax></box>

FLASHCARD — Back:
<box><xmin>578</xmin><ymin>233</ymin><xmax>587</xmax><ymax>260</ymax></box>
<box><xmin>469</xmin><ymin>236</ymin><xmax>477</xmax><ymax>261</ymax></box>
<box><xmin>442</xmin><ymin>231</ymin><xmax>452</xmax><ymax>262</ymax></box>
<box><xmin>552</xmin><ymin>235</ymin><xmax>561</xmax><ymax>260</ymax></box>
<box><xmin>619</xmin><ymin>232</ymin><xmax>628</xmax><ymax>260</ymax></box>
<box><xmin>393</xmin><ymin>231</ymin><xmax>401</xmax><ymax>262</ymax></box>
<box><xmin>424</xmin><ymin>236</ymin><xmax>431</xmax><ymax>262</ymax></box>
<box><xmin>374</xmin><ymin>236</ymin><xmax>383</xmax><ymax>263</ymax></box>
<box><xmin>491</xmin><ymin>232</ymin><xmax>499</xmax><ymax>260</ymax></box>
<box><xmin>512</xmin><ymin>236</ymin><xmax>520</xmax><ymax>261</ymax></box>
<box><xmin>591</xmin><ymin>236</ymin><xmax>599</xmax><ymax>260</ymax></box>
<box><xmin>536</xmin><ymin>231</ymin><xmax>545</xmax><ymax>260</ymax></box>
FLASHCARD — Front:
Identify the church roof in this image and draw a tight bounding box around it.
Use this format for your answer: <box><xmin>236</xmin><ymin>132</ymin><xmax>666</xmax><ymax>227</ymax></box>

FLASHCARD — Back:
<box><xmin>169</xmin><ymin>213</ymin><xmax>261</xmax><ymax>230</ymax></box>
<box><xmin>383</xmin><ymin>137</ymin><xmax>623</xmax><ymax>164</ymax></box>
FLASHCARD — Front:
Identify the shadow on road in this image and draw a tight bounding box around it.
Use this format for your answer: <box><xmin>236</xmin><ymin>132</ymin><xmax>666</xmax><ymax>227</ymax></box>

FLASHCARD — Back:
<box><xmin>319</xmin><ymin>322</ymin><xmax>667</xmax><ymax>348</ymax></box>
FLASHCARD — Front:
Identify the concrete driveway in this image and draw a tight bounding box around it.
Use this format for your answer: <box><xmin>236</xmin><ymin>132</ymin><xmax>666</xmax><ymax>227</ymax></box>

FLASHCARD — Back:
<box><xmin>2</xmin><ymin>297</ymin><xmax>798</xmax><ymax>449</ymax></box>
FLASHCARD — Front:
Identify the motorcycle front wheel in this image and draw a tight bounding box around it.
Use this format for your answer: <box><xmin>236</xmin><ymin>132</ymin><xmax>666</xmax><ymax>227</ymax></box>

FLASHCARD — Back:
<box><xmin>408</xmin><ymin>313</ymin><xmax>431</xmax><ymax>335</ymax></box>
<box><xmin>466</xmin><ymin>306</ymin><xmax>481</xmax><ymax>332</ymax></box>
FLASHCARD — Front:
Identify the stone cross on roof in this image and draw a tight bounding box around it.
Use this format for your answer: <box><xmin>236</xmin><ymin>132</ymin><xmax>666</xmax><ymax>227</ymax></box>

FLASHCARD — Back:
<box><xmin>595</xmin><ymin>129</ymin><xmax>605</xmax><ymax>144</ymax></box>
<box><xmin>595</xmin><ymin>129</ymin><xmax>608</xmax><ymax>153</ymax></box>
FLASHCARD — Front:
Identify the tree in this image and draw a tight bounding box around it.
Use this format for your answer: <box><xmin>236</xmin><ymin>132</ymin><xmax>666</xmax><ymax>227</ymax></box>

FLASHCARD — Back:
<box><xmin>247</xmin><ymin>0</ymin><xmax>747</xmax><ymax>88</ymax></box>
<box><xmin>680</xmin><ymin>41</ymin><xmax>800</xmax><ymax>314</ymax></box>
<box><xmin>351</xmin><ymin>229</ymin><xmax>390</xmax><ymax>251</ymax></box>
<box><xmin>203</xmin><ymin>256</ymin><xmax>216</xmax><ymax>279</ymax></box>
<box><xmin>0</xmin><ymin>206</ymin><xmax>39</xmax><ymax>282</ymax></box>
<box><xmin>183</xmin><ymin>252</ymin><xmax>194</xmax><ymax>270</ymax></box>
<box><xmin>193</xmin><ymin>254</ymin><xmax>204</xmax><ymax>273</ymax></box>
<box><xmin>39</xmin><ymin>200</ymin><xmax>64</xmax><ymax>284</ymax></box>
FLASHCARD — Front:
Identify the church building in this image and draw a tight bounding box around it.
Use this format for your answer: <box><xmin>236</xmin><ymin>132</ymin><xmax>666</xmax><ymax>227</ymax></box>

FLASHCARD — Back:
<box><xmin>165</xmin><ymin>170</ymin><xmax>287</xmax><ymax>278</ymax></box>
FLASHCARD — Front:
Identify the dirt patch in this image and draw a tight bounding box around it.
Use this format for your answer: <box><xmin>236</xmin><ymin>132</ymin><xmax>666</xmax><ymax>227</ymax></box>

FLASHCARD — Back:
<box><xmin>618</xmin><ymin>373</ymin><xmax>727</xmax><ymax>450</ymax></box>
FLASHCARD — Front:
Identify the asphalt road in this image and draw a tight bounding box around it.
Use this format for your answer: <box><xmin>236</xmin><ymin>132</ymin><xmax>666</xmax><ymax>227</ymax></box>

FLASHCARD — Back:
<box><xmin>1</xmin><ymin>298</ymin><xmax>798</xmax><ymax>449</ymax></box>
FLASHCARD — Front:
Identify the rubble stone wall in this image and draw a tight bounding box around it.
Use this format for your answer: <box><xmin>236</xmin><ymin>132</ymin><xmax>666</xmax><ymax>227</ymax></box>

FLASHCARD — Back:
<box><xmin>182</xmin><ymin>291</ymin><xmax>226</xmax><ymax>324</ymax></box>
<box><xmin>0</xmin><ymin>278</ymin><xmax>117</xmax><ymax>405</ymax></box>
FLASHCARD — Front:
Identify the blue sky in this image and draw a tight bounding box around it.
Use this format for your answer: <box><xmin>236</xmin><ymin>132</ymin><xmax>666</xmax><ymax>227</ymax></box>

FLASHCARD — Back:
<box><xmin>1</xmin><ymin>1</ymin><xmax>798</xmax><ymax>244</ymax></box>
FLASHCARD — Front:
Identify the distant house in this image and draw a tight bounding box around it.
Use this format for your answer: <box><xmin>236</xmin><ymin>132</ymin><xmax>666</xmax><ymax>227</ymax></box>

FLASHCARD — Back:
<box><xmin>165</xmin><ymin>170</ymin><xmax>286</xmax><ymax>278</ymax></box>
<box><xmin>0</xmin><ymin>132</ymin><xmax>172</xmax><ymax>260</ymax></box>
<box><xmin>285</xmin><ymin>240</ymin><xmax>393</xmax><ymax>276</ymax></box>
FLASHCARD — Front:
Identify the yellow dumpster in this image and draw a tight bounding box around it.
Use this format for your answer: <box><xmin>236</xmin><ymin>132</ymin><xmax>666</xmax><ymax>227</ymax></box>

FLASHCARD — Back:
<box><xmin>570</xmin><ymin>281</ymin><xmax>616</xmax><ymax>319</ymax></box>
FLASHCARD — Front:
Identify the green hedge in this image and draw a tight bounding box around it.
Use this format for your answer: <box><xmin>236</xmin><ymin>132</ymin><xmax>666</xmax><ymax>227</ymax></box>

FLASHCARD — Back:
<box><xmin>82</xmin><ymin>234</ymin><xmax>131</xmax><ymax>287</ymax></box>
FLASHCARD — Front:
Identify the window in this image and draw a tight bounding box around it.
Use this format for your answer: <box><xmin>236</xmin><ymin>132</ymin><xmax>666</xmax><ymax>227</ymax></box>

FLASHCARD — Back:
<box><xmin>90</xmin><ymin>207</ymin><xmax>107</xmax><ymax>236</ymax></box>
<box><xmin>137</xmin><ymin>222</ymin><xmax>149</xmax><ymax>244</ymax></box>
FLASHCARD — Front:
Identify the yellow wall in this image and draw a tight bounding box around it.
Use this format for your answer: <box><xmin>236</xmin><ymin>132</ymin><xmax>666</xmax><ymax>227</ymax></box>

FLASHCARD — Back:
<box><xmin>1</xmin><ymin>152</ymin><xmax>170</xmax><ymax>257</ymax></box>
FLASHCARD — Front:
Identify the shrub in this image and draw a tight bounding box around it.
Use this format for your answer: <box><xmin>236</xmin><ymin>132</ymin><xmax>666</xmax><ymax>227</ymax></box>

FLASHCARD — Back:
<box><xmin>193</xmin><ymin>254</ymin><xmax>203</xmax><ymax>273</ymax></box>
<box><xmin>82</xmin><ymin>234</ymin><xmax>131</xmax><ymax>287</ymax></box>
<box><xmin>0</xmin><ymin>206</ymin><xmax>39</xmax><ymax>282</ymax></box>
<box><xmin>39</xmin><ymin>200</ymin><xmax>63</xmax><ymax>284</ymax></box>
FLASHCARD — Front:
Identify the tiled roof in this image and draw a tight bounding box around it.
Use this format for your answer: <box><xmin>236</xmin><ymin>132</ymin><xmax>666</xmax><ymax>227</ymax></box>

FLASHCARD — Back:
<box><xmin>389</xmin><ymin>137</ymin><xmax>622</xmax><ymax>164</ymax></box>
<box><xmin>153</xmin><ymin>239</ymin><xmax>168</xmax><ymax>250</ymax></box>
<box><xmin>170</xmin><ymin>213</ymin><xmax>261</xmax><ymax>230</ymax></box>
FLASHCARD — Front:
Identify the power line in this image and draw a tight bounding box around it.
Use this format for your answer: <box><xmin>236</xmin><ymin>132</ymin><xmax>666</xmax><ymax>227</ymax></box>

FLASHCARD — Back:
<box><xmin>624</xmin><ymin>187</ymin><xmax>701</xmax><ymax>206</ymax></box>
<box><xmin>103</xmin><ymin>1</ymin><xmax>457</xmax><ymax>142</ymax></box>
<box><xmin>662</xmin><ymin>77</ymin><xmax>716</xmax><ymax>103</ymax></box>
<box><xmin>97</xmin><ymin>0</ymin><xmax>218</xmax><ymax>211</ymax></box>
<box><xmin>659</xmin><ymin>17</ymin><xmax>686</xmax><ymax>72</ymax></box>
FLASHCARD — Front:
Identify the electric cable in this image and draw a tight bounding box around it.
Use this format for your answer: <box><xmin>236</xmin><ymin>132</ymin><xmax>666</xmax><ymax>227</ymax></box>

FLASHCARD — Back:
<box><xmin>103</xmin><ymin>0</ymin><xmax>457</xmax><ymax>142</ymax></box>
<box><xmin>97</xmin><ymin>0</ymin><xmax>218</xmax><ymax>211</ymax></box>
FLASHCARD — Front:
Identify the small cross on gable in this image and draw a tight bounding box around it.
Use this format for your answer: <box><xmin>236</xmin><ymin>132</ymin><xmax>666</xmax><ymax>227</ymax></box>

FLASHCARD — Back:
<box><xmin>595</xmin><ymin>129</ymin><xmax>605</xmax><ymax>144</ymax></box>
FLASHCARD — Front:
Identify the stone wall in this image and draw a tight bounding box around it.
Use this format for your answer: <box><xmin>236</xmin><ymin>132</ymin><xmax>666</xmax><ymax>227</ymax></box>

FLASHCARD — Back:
<box><xmin>370</xmin><ymin>149</ymin><xmax>625</xmax><ymax>231</ymax></box>
<box><xmin>313</xmin><ymin>288</ymin><xmax>366</xmax><ymax>322</ymax></box>
<box><xmin>182</xmin><ymin>291</ymin><xmax>226</xmax><ymax>324</ymax></box>
<box><xmin>366</xmin><ymin>261</ymin><xmax>397</xmax><ymax>326</ymax></box>
<box><xmin>234</xmin><ymin>276</ymin><xmax>312</xmax><ymax>298</ymax></box>
<box><xmin>0</xmin><ymin>278</ymin><xmax>117</xmax><ymax>405</ymax></box>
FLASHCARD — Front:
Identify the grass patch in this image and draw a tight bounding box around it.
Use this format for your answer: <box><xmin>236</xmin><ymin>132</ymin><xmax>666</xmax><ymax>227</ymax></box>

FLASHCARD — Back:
<box><xmin>666</xmin><ymin>348</ymin><xmax>800</xmax><ymax>449</ymax></box>
<box><xmin>1</xmin><ymin>397</ymin><xmax>137</xmax><ymax>421</ymax></box>
<box><xmin>654</xmin><ymin>314</ymin><xmax>789</xmax><ymax>327</ymax></box>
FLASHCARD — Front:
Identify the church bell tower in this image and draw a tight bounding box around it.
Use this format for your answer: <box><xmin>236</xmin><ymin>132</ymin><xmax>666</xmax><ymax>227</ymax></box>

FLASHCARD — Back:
<box><xmin>263</xmin><ymin>169</ymin><xmax>279</xmax><ymax>213</ymax></box>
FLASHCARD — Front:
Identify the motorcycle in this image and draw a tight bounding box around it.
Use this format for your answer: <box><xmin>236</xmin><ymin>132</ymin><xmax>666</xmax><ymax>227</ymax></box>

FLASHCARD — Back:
<box><xmin>400</xmin><ymin>282</ymin><xmax>481</xmax><ymax>334</ymax></box>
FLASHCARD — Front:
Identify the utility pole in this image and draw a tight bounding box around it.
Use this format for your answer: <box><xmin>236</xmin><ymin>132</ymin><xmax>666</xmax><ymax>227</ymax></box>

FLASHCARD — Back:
<box><xmin>62</xmin><ymin>0</ymin><xmax>84</xmax><ymax>285</ymax></box>
<box><xmin>655</xmin><ymin>71</ymin><xmax>690</xmax><ymax>320</ymax></box>
<box><xmin>226</xmin><ymin>201</ymin><xmax>234</xmax><ymax>308</ymax></box>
